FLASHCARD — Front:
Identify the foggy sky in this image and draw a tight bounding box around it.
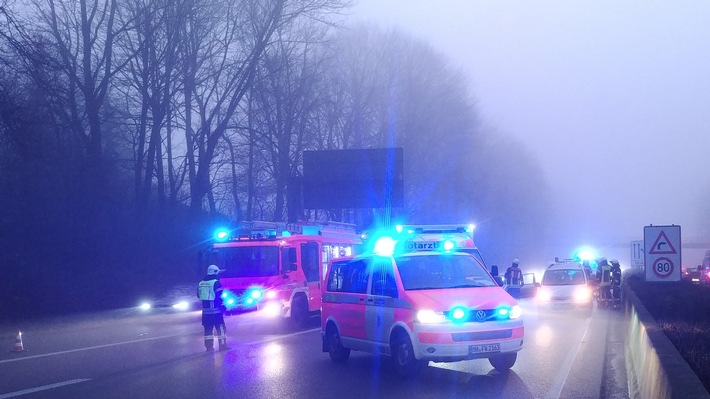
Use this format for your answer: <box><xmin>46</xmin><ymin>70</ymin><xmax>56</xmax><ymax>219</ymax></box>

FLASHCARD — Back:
<box><xmin>350</xmin><ymin>0</ymin><xmax>710</xmax><ymax>265</ymax></box>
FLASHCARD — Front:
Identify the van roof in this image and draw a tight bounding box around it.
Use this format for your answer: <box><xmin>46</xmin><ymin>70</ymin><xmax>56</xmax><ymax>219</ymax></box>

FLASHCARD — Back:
<box><xmin>547</xmin><ymin>262</ymin><xmax>584</xmax><ymax>271</ymax></box>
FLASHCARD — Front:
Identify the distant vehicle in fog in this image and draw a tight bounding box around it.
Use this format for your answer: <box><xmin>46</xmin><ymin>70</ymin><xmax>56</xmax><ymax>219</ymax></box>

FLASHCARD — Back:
<box><xmin>683</xmin><ymin>265</ymin><xmax>710</xmax><ymax>285</ymax></box>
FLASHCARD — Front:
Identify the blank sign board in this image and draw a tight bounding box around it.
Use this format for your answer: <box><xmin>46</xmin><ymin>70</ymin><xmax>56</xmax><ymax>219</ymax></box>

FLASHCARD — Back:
<box><xmin>302</xmin><ymin>148</ymin><xmax>404</xmax><ymax>209</ymax></box>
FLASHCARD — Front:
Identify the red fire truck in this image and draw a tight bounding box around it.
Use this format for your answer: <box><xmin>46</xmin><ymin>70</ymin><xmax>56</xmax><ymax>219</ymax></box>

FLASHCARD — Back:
<box><xmin>208</xmin><ymin>221</ymin><xmax>361</xmax><ymax>325</ymax></box>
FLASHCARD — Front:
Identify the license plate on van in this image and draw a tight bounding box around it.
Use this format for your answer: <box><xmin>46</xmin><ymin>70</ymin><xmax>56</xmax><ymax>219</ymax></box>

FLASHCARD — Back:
<box><xmin>469</xmin><ymin>343</ymin><xmax>500</xmax><ymax>354</ymax></box>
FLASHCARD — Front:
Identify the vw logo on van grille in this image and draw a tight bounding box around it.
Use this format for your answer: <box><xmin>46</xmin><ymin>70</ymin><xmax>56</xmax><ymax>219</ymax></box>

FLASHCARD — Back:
<box><xmin>444</xmin><ymin>308</ymin><xmax>494</xmax><ymax>322</ymax></box>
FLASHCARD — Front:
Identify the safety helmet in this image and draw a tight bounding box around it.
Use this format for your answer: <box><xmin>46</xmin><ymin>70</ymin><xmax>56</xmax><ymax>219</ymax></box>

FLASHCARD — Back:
<box><xmin>207</xmin><ymin>264</ymin><xmax>223</xmax><ymax>275</ymax></box>
<box><xmin>512</xmin><ymin>259</ymin><xmax>519</xmax><ymax>265</ymax></box>
<box><xmin>610</xmin><ymin>259</ymin><xmax>619</xmax><ymax>264</ymax></box>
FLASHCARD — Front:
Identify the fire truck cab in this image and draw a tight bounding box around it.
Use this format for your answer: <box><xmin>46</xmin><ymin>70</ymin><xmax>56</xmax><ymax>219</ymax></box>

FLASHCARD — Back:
<box><xmin>208</xmin><ymin>221</ymin><xmax>361</xmax><ymax>326</ymax></box>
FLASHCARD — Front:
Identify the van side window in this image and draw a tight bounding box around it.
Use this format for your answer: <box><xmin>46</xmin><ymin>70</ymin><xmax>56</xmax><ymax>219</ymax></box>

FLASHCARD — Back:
<box><xmin>370</xmin><ymin>258</ymin><xmax>398</xmax><ymax>298</ymax></box>
<box><xmin>327</xmin><ymin>260</ymin><xmax>368</xmax><ymax>294</ymax></box>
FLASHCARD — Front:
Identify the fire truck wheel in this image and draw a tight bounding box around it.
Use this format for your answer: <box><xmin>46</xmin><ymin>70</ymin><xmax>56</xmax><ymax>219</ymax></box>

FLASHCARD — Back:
<box><xmin>291</xmin><ymin>295</ymin><xmax>309</xmax><ymax>327</ymax></box>
<box><xmin>326</xmin><ymin>324</ymin><xmax>350</xmax><ymax>363</ymax></box>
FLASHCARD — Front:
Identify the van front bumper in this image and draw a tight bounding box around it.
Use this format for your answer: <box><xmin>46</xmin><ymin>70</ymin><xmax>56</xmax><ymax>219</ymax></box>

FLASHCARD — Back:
<box><xmin>412</xmin><ymin>319</ymin><xmax>524</xmax><ymax>362</ymax></box>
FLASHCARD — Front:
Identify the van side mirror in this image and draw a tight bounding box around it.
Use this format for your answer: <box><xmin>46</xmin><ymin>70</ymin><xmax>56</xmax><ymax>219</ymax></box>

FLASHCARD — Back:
<box><xmin>490</xmin><ymin>265</ymin><xmax>499</xmax><ymax>277</ymax></box>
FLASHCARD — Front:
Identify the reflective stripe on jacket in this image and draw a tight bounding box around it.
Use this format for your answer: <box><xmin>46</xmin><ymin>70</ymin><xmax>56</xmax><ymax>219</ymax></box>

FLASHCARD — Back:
<box><xmin>599</xmin><ymin>265</ymin><xmax>612</xmax><ymax>285</ymax></box>
<box><xmin>507</xmin><ymin>267</ymin><xmax>523</xmax><ymax>287</ymax></box>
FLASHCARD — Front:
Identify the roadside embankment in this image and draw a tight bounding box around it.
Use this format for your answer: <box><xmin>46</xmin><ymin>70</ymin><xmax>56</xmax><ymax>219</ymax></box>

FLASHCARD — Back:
<box><xmin>622</xmin><ymin>281</ymin><xmax>710</xmax><ymax>399</ymax></box>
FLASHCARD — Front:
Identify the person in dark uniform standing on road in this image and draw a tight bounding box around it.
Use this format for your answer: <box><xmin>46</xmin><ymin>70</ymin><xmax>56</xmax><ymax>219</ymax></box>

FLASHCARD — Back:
<box><xmin>609</xmin><ymin>259</ymin><xmax>622</xmax><ymax>303</ymax></box>
<box><xmin>198</xmin><ymin>264</ymin><xmax>231</xmax><ymax>351</ymax></box>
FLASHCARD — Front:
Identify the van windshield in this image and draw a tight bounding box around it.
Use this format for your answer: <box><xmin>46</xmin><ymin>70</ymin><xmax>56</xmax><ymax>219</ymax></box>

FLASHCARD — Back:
<box><xmin>395</xmin><ymin>254</ymin><xmax>496</xmax><ymax>290</ymax></box>
<box><xmin>542</xmin><ymin>269</ymin><xmax>586</xmax><ymax>286</ymax></box>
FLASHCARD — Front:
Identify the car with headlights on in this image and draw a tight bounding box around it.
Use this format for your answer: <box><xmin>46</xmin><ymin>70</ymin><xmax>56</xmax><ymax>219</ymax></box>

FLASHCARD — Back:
<box><xmin>136</xmin><ymin>284</ymin><xmax>199</xmax><ymax>313</ymax></box>
<box><xmin>537</xmin><ymin>260</ymin><xmax>593</xmax><ymax>316</ymax></box>
<box><xmin>320</xmin><ymin>235</ymin><xmax>524</xmax><ymax>377</ymax></box>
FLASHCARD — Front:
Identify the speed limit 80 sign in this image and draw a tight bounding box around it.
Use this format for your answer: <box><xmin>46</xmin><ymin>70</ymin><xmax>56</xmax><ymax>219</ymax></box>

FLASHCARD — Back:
<box><xmin>644</xmin><ymin>225</ymin><xmax>681</xmax><ymax>282</ymax></box>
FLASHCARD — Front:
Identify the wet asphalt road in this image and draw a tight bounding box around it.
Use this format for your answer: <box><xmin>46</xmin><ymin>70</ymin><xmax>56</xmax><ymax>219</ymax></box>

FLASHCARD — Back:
<box><xmin>0</xmin><ymin>299</ymin><xmax>627</xmax><ymax>398</ymax></box>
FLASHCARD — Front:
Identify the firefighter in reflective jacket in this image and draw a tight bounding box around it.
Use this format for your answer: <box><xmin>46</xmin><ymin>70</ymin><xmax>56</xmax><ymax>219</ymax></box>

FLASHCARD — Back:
<box><xmin>198</xmin><ymin>265</ymin><xmax>231</xmax><ymax>351</ymax></box>
<box><xmin>596</xmin><ymin>258</ymin><xmax>612</xmax><ymax>301</ymax></box>
<box><xmin>505</xmin><ymin>259</ymin><xmax>524</xmax><ymax>299</ymax></box>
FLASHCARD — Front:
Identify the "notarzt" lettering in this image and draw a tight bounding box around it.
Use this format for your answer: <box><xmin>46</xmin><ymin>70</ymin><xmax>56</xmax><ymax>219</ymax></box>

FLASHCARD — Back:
<box><xmin>405</xmin><ymin>241</ymin><xmax>440</xmax><ymax>251</ymax></box>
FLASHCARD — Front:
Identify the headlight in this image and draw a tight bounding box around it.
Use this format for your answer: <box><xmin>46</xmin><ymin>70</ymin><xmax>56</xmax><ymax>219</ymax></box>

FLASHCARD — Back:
<box><xmin>139</xmin><ymin>302</ymin><xmax>152</xmax><ymax>311</ymax></box>
<box><xmin>172</xmin><ymin>301</ymin><xmax>189</xmax><ymax>310</ymax></box>
<box><xmin>574</xmin><ymin>287</ymin><xmax>592</xmax><ymax>302</ymax></box>
<box><xmin>496</xmin><ymin>305</ymin><xmax>522</xmax><ymax>320</ymax></box>
<box><xmin>509</xmin><ymin>305</ymin><xmax>522</xmax><ymax>319</ymax></box>
<box><xmin>249</xmin><ymin>289</ymin><xmax>263</xmax><ymax>299</ymax></box>
<box><xmin>416</xmin><ymin>309</ymin><xmax>447</xmax><ymax>324</ymax></box>
<box><xmin>265</xmin><ymin>290</ymin><xmax>277</xmax><ymax>299</ymax></box>
<box><xmin>537</xmin><ymin>289</ymin><xmax>552</xmax><ymax>301</ymax></box>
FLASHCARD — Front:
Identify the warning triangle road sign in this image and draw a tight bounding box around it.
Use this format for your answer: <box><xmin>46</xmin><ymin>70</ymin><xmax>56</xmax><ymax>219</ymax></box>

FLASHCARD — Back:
<box><xmin>648</xmin><ymin>231</ymin><xmax>677</xmax><ymax>255</ymax></box>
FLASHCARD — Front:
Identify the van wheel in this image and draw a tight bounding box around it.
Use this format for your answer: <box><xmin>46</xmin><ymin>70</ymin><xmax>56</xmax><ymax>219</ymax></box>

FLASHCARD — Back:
<box><xmin>392</xmin><ymin>333</ymin><xmax>425</xmax><ymax>377</ymax></box>
<box><xmin>489</xmin><ymin>353</ymin><xmax>517</xmax><ymax>371</ymax></box>
<box><xmin>326</xmin><ymin>325</ymin><xmax>350</xmax><ymax>363</ymax></box>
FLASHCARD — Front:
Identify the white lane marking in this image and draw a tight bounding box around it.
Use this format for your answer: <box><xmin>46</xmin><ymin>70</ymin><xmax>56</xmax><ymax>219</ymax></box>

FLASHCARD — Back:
<box><xmin>0</xmin><ymin>331</ymin><xmax>202</xmax><ymax>364</ymax></box>
<box><xmin>243</xmin><ymin>328</ymin><xmax>319</xmax><ymax>346</ymax></box>
<box><xmin>545</xmin><ymin>315</ymin><xmax>593</xmax><ymax>399</ymax></box>
<box><xmin>0</xmin><ymin>327</ymin><xmax>320</xmax><ymax>364</ymax></box>
<box><xmin>0</xmin><ymin>379</ymin><xmax>91</xmax><ymax>398</ymax></box>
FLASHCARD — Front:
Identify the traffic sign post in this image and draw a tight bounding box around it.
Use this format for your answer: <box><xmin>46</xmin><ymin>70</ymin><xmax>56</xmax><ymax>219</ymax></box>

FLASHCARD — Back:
<box><xmin>643</xmin><ymin>225</ymin><xmax>681</xmax><ymax>282</ymax></box>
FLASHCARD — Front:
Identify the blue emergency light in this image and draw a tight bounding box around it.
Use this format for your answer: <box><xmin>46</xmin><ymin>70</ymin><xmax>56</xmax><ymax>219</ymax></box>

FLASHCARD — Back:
<box><xmin>575</xmin><ymin>247</ymin><xmax>597</xmax><ymax>261</ymax></box>
<box><xmin>214</xmin><ymin>228</ymin><xmax>230</xmax><ymax>241</ymax></box>
<box><xmin>443</xmin><ymin>240</ymin><xmax>455</xmax><ymax>252</ymax></box>
<box><xmin>373</xmin><ymin>236</ymin><xmax>397</xmax><ymax>256</ymax></box>
<box><xmin>450</xmin><ymin>306</ymin><xmax>467</xmax><ymax>321</ymax></box>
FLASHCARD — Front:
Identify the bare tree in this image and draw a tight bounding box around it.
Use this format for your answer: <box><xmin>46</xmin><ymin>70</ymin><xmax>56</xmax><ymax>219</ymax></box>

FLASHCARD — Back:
<box><xmin>17</xmin><ymin>0</ymin><xmax>142</xmax><ymax>212</ymax></box>
<box><xmin>179</xmin><ymin>0</ymin><xmax>350</xmax><ymax>215</ymax></box>
<box><xmin>239</xmin><ymin>22</ymin><xmax>330</xmax><ymax>221</ymax></box>
<box><xmin>113</xmin><ymin>0</ymin><xmax>186</xmax><ymax>214</ymax></box>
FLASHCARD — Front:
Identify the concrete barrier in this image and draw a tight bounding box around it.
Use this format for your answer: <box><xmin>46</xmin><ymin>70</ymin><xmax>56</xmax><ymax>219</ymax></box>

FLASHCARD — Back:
<box><xmin>622</xmin><ymin>284</ymin><xmax>710</xmax><ymax>399</ymax></box>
